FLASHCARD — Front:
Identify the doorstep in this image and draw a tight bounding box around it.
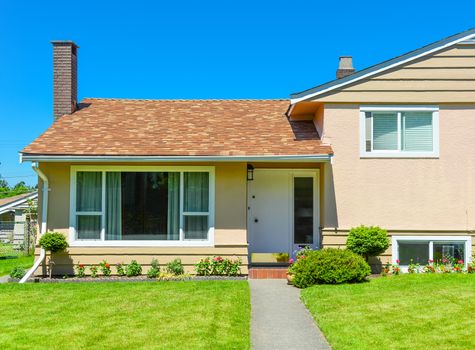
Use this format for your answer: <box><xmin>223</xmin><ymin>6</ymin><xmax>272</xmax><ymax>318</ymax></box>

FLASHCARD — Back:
<box><xmin>248</xmin><ymin>267</ymin><xmax>288</xmax><ymax>279</ymax></box>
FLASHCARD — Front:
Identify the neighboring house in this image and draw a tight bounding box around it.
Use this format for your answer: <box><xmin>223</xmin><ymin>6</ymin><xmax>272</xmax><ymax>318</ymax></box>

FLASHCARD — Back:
<box><xmin>21</xmin><ymin>28</ymin><xmax>475</xmax><ymax>275</ymax></box>
<box><xmin>0</xmin><ymin>192</ymin><xmax>37</xmax><ymax>246</ymax></box>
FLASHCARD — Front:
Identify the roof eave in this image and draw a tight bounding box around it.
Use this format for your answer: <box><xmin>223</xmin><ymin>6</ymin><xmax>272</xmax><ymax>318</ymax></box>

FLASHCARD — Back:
<box><xmin>20</xmin><ymin>154</ymin><xmax>333</xmax><ymax>163</ymax></box>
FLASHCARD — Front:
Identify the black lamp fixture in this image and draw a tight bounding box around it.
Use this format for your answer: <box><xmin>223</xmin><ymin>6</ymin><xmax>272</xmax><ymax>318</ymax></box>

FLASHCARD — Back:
<box><xmin>247</xmin><ymin>164</ymin><xmax>254</xmax><ymax>181</ymax></box>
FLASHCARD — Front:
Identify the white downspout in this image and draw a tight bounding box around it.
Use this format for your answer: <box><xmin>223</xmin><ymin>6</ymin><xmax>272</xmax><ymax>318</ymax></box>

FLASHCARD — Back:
<box><xmin>19</xmin><ymin>162</ymin><xmax>48</xmax><ymax>283</ymax></box>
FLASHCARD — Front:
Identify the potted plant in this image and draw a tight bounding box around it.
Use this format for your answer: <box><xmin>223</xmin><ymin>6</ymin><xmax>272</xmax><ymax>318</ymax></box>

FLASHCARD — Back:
<box><xmin>38</xmin><ymin>232</ymin><xmax>68</xmax><ymax>278</ymax></box>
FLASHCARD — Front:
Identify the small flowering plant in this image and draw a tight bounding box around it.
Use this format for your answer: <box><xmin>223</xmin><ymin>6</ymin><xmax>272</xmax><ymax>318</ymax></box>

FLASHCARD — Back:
<box><xmin>407</xmin><ymin>259</ymin><xmax>419</xmax><ymax>274</ymax></box>
<box><xmin>453</xmin><ymin>259</ymin><xmax>464</xmax><ymax>273</ymax></box>
<box><xmin>100</xmin><ymin>260</ymin><xmax>112</xmax><ymax>276</ymax></box>
<box><xmin>392</xmin><ymin>259</ymin><xmax>401</xmax><ymax>275</ymax></box>
<box><xmin>76</xmin><ymin>263</ymin><xmax>86</xmax><ymax>278</ymax></box>
<box><xmin>90</xmin><ymin>265</ymin><xmax>99</xmax><ymax>278</ymax></box>
<box><xmin>423</xmin><ymin>259</ymin><xmax>436</xmax><ymax>273</ymax></box>
<box><xmin>195</xmin><ymin>256</ymin><xmax>241</xmax><ymax>276</ymax></box>
<box><xmin>381</xmin><ymin>262</ymin><xmax>391</xmax><ymax>276</ymax></box>
<box><xmin>116</xmin><ymin>263</ymin><xmax>126</xmax><ymax>276</ymax></box>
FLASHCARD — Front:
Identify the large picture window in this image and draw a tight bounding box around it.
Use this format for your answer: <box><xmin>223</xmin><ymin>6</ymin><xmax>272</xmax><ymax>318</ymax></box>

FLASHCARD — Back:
<box><xmin>360</xmin><ymin>106</ymin><xmax>439</xmax><ymax>158</ymax></box>
<box><xmin>70</xmin><ymin>167</ymin><xmax>214</xmax><ymax>246</ymax></box>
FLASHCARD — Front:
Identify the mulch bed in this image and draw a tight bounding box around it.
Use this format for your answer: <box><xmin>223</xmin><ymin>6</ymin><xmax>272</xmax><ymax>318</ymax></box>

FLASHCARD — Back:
<box><xmin>11</xmin><ymin>275</ymin><xmax>247</xmax><ymax>283</ymax></box>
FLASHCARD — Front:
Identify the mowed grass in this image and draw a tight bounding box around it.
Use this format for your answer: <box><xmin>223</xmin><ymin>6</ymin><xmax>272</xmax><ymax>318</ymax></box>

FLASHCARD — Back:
<box><xmin>301</xmin><ymin>274</ymin><xmax>475</xmax><ymax>350</ymax></box>
<box><xmin>0</xmin><ymin>281</ymin><xmax>250</xmax><ymax>350</ymax></box>
<box><xmin>0</xmin><ymin>255</ymin><xmax>34</xmax><ymax>276</ymax></box>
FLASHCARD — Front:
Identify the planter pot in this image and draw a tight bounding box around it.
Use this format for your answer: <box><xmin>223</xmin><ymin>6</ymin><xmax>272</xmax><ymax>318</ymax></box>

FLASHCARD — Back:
<box><xmin>286</xmin><ymin>273</ymin><xmax>294</xmax><ymax>285</ymax></box>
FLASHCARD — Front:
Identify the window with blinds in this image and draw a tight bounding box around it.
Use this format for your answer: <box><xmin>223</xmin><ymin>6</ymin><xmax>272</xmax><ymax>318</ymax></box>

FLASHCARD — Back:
<box><xmin>364</xmin><ymin>110</ymin><xmax>434</xmax><ymax>154</ymax></box>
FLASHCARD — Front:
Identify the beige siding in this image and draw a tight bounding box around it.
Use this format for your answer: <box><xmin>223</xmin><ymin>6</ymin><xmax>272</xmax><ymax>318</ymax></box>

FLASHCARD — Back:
<box><xmin>321</xmin><ymin>104</ymin><xmax>475</xmax><ymax>231</ymax></box>
<box><xmin>310</xmin><ymin>45</ymin><xmax>475</xmax><ymax>103</ymax></box>
<box><xmin>35</xmin><ymin>162</ymin><xmax>249</xmax><ymax>276</ymax></box>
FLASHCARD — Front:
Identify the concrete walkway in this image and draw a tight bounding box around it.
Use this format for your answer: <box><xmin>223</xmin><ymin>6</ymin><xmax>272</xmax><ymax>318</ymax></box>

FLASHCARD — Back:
<box><xmin>250</xmin><ymin>279</ymin><xmax>331</xmax><ymax>350</ymax></box>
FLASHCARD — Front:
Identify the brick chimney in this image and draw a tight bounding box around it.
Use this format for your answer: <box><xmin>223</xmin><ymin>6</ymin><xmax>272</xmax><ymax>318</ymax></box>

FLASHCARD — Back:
<box><xmin>52</xmin><ymin>41</ymin><xmax>79</xmax><ymax>120</ymax></box>
<box><xmin>336</xmin><ymin>56</ymin><xmax>355</xmax><ymax>79</ymax></box>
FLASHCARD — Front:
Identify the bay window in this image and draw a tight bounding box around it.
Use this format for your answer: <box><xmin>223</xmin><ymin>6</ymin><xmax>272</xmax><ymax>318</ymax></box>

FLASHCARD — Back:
<box><xmin>70</xmin><ymin>166</ymin><xmax>214</xmax><ymax>246</ymax></box>
<box><xmin>360</xmin><ymin>106</ymin><xmax>439</xmax><ymax>157</ymax></box>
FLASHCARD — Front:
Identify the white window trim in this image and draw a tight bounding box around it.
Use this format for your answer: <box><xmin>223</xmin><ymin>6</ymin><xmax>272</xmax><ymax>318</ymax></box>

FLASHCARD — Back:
<box><xmin>359</xmin><ymin>105</ymin><xmax>439</xmax><ymax>158</ymax></box>
<box><xmin>69</xmin><ymin>165</ymin><xmax>215</xmax><ymax>247</ymax></box>
<box><xmin>392</xmin><ymin>235</ymin><xmax>472</xmax><ymax>271</ymax></box>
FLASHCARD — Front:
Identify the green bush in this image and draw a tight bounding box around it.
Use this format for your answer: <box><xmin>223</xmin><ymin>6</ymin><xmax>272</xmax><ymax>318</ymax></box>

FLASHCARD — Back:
<box><xmin>347</xmin><ymin>225</ymin><xmax>389</xmax><ymax>260</ymax></box>
<box><xmin>291</xmin><ymin>248</ymin><xmax>371</xmax><ymax>288</ymax></box>
<box><xmin>147</xmin><ymin>259</ymin><xmax>160</xmax><ymax>278</ymax></box>
<box><xmin>126</xmin><ymin>260</ymin><xmax>142</xmax><ymax>277</ymax></box>
<box><xmin>10</xmin><ymin>266</ymin><xmax>26</xmax><ymax>279</ymax></box>
<box><xmin>38</xmin><ymin>232</ymin><xmax>68</xmax><ymax>252</ymax></box>
<box><xmin>166</xmin><ymin>258</ymin><xmax>185</xmax><ymax>276</ymax></box>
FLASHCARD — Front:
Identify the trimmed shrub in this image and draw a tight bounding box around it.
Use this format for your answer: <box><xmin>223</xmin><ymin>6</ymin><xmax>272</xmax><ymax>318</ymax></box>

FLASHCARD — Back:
<box><xmin>291</xmin><ymin>248</ymin><xmax>371</xmax><ymax>288</ymax></box>
<box><xmin>166</xmin><ymin>258</ymin><xmax>185</xmax><ymax>276</ymax></box>
<box><xmin>10</xmin><ymin>266</ymin><xmax>26</xmax><ymax>279</ymax></box>
<box><xmin>347</xmin><ymin>225</ymin><xmax>389</xmax><ymax>260</ymax></box>
<box><xmin>38</xmin><ymin>232</ymin><xmax>68</xmax><ymax>252</ymax></box>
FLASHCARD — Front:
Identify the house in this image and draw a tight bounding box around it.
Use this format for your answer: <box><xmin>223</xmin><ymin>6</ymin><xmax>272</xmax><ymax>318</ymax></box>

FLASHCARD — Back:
<box><xmin>21</xmin><ymin>28</ymin><xmax>475</xmax><ymax>277</ymax></box>
<box><xmin>0</xmin><ymin>192</ymin><xmax>37</xmax><ymax>247</ymax></box>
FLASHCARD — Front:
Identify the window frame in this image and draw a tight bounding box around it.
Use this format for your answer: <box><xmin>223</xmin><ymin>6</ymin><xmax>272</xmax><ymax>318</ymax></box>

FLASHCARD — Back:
<box><xmin>359</xmin><ymin>105</ymin><xmax>439</xmax><ymax>158</ymax></box>
<box><xmin>392</xmin><ymin>235</ymin><xmax>472</xmax><ymax>271</ymax></box>
<box><xmin>69</xmin><ymin>165</ymin><xmax>215</xmax><ymax>247</ymax></box>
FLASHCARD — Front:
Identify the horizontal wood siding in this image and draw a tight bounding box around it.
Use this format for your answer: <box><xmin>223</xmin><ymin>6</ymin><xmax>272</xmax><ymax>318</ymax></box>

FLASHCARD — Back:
<box><xmin>312</xmin><ymin>45</ymin><xmax>475</xmax><ymax>103</ymax></box>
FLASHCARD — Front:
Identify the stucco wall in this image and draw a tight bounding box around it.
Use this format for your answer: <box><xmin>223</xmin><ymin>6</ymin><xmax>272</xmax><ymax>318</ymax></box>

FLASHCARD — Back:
<box><xmin>321</xmin><ymin>104</ymin><xmax>475</xmax><ymax>231</ymax></box>
<box><xmin>35</xmin><ymin>162</ymin><xmax>249</xmax><ymax>275</ymax></box>
<box><xmin>320</xmin><ymin>104</ymin><xmax>475</xmax><ymax>268</ymax></box>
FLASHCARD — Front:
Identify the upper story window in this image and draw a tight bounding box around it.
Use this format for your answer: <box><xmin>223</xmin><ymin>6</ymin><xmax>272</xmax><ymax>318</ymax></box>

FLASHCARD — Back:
<box><xmin>360</xmin><ymin>106</ymin><xmax>439</xmax><ymax>158</ymax></box>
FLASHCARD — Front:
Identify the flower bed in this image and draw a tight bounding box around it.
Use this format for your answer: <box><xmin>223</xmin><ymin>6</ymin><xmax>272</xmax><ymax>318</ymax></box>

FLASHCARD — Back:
<box><xmin>382</xmin><ymin>258</ymin><xmax>475</xmax><ymax>275</ymax></box>
<box><xmin>18</xmin><ymin>275</ymin><xmax>247</xmax><ymax>283</ymax></box>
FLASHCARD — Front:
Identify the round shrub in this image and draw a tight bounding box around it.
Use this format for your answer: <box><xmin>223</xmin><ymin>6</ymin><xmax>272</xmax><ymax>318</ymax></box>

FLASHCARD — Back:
<box><xmin>10</xmin><ymin>266</ymin><xmax>26</xmax><ymax>279</ymax></box>
<box><xmin>38</xmin><ymin>232</ymin><xmax>68</xmax><ymax>252</ymax></box>
<box><xmin>291</xmin><ymin>248</ymin><xmax>371</xmax><ymax>288</ymax></box>
<box><xmin>347</xmin><ymin>225</ymin><xmax>389</xmax><ymax>259</ymax></box>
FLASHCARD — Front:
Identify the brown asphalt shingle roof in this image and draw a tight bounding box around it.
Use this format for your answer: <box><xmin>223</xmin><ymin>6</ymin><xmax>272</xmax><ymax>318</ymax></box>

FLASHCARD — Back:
<box><xmin>22</xmin><ymin>98</ymin><xmax>333</xmax><ymax>157</ymax></box>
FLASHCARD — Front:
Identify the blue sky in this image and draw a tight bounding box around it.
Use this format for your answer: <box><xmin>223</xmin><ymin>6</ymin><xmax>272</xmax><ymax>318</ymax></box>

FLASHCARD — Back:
<box><xmin>0</xmin><ymin>0</ymin><xmax>473</xmax><ymax>185</ymax></box>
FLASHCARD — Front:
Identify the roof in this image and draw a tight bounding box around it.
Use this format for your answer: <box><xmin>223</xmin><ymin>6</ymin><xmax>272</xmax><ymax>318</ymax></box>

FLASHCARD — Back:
<box><xmin>0</xmin><ymin>192</ymin><xmax>37</xmax><ymax>215</ymax></box>
<box><xmin>290</xmin><ymin>27</ymin><xmax>475</xmax><ymax>104</ymax></box>
<box><xmin>21</xmin><ymin>98</ymin><xmax>333</xmax><ymax>160</ymax></box>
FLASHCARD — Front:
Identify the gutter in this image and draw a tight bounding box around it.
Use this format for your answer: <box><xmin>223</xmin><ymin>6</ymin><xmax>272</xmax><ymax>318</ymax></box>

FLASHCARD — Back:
<box><xmin>19</xmin><ymin>163</ymin><xmax>48</xmax><ymax>283</ymax></box>
<box><xmin>20</xmin><ymin>154</ymin><xmax>333</xmax><ymax>163</ymax></box>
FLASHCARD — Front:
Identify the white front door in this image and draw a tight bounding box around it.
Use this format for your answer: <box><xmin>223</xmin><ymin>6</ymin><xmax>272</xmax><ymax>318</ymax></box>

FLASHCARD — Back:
<box><xmin>248</xmin><ymin>169</ymin><xmax>319</xmax><ymax>261</ymax></box>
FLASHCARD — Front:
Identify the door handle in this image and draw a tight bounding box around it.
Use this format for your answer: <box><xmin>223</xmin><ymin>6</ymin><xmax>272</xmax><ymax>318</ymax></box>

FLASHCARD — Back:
<box><xmin>254</xmin><ymin>218</ymin><xmax>258</xmax><ymax>223</ymax></box>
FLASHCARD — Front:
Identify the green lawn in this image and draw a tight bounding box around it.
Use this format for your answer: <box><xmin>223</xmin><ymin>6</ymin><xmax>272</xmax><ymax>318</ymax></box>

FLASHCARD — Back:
<box><xmin>0</xmin><ymin>255</ymin><xmax>34</xmax><ymax>276</ymax></box>
<box><xmin>302</xmin><ymin>274</ymin><xmax>475</xmax><ymax>350</ymax></box>
<box><xmin>0</xmin><ymin>281</ymin><xmax>250</xmax><ymax>350</ymax></box>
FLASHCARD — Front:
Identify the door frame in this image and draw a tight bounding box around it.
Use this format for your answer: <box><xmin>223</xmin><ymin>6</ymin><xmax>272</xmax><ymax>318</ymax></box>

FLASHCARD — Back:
<box><xmin>247</xmin><ymin>168</ymin><xmax>320</xmax><ymax>258</ymax></box>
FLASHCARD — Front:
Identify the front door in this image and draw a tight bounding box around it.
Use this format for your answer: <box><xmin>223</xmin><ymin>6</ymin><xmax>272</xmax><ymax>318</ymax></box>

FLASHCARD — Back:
<box><xmin>248</xmin><ymin>169</ymin><xmax>319</xmax><ymax>262</ymax></box>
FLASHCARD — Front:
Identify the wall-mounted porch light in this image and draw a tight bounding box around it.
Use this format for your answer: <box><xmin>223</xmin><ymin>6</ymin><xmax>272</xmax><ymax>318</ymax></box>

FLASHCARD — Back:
<box><xmin>247</xmin><ymin>164</ymin><xmax>254</xmax><ymax>181</ymax></box>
